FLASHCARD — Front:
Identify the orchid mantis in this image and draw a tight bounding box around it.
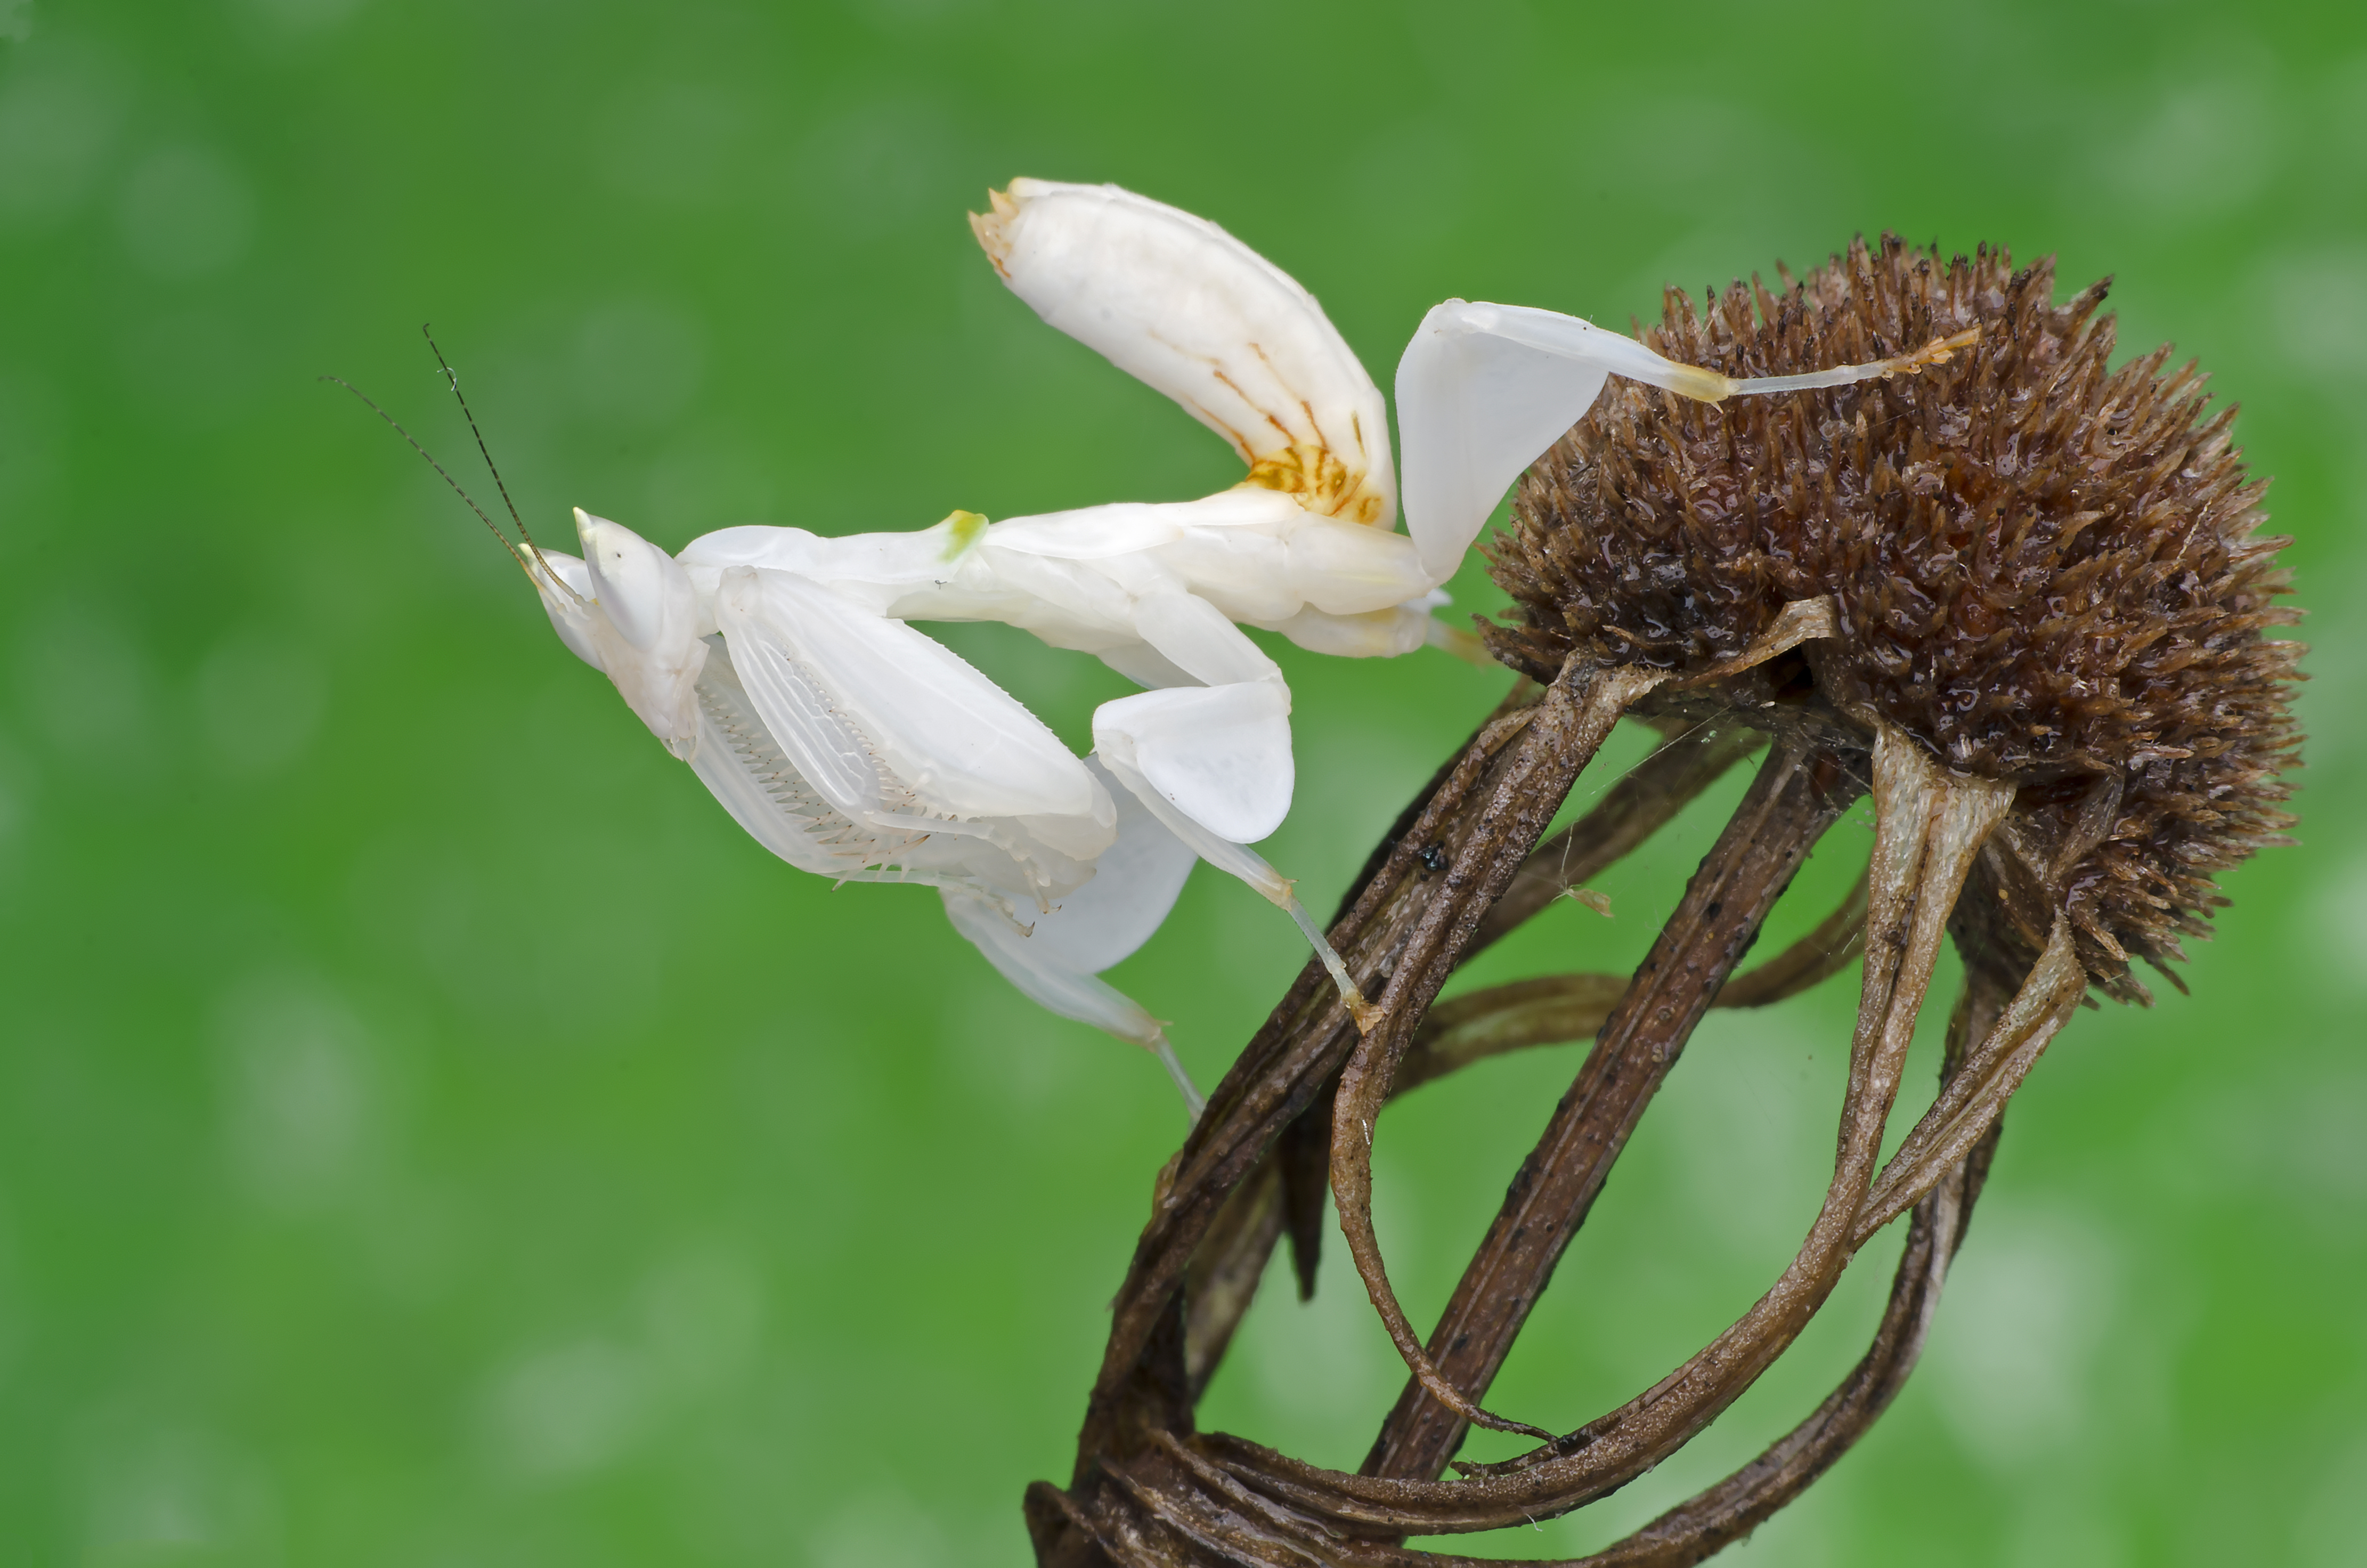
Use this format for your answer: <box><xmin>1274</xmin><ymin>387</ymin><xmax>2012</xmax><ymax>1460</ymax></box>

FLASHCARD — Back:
<box><xmin>453</xmin><ymin>178</ymin><xmax>1973</xmax><ymax>1113</ymax></box>
<box><xmin>844</xmin><ymin>181</ymin><xmax>1964</xmax><ymax>1032</ymax></box>
<box><xmin>518</xmin><ymin>507</ymin><xmax>1207</xmax><ymax>1111</ymax></box>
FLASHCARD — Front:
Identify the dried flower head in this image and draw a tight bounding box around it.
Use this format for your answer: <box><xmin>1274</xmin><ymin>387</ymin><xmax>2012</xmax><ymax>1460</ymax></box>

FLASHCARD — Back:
<box><xmin>1029</xmin><ymin>237</ymin><xmax>2305</xmax><ymax>1568</ymax></box>
<box><xmin>1487</xmin><ymin>235</ymin><xmax>2303</xmax><ymax>999</ymax></box>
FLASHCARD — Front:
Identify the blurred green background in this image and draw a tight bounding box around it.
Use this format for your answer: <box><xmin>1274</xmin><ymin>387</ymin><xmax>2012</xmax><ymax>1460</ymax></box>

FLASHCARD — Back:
<box><xmin>0</xmin><ymin>0</ymin><xmax>2360</xmax><ymax>1563</ymax></box>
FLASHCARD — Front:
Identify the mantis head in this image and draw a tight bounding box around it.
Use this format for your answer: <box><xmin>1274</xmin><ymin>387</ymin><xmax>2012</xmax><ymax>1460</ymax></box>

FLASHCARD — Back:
<box><xmin>526</xmin><ymin>510</ymin><xmax>707</xmax><ymax>761</ymax></box>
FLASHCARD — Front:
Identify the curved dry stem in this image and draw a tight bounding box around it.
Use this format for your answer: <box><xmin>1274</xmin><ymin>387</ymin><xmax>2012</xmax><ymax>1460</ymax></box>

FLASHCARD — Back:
<box><xmin>1711</xmin><ymin>871</ymin><xmax>1868</xmax><ymax>1009</ymax></box>
<box><xmin>1184</xmin><ymin>1156</ymin><xmax>1284</xmax><ymax>1400</ymax></box>
<box><xmin>1327</xmin><ymin>666</ymin><xmax>1662</xmax><ymax>1443</ymax></box>
<box><xmin>1235</xmin><ymin>1133</ymin><xmax>1997</xmax><ymax>1568</ymax></box>
<box><xmin>1276</xmin><ymin>705</ymin><xmax>1764</xmax><ymax>1331</ymax></box>
<box><xmin>1362</xmin><ymin>740</ymin><xmax>1862</xmax><ymax>1485</ymax></box>
<box><xmin>1076</xmin><ymin>677</ymin><xmax>1555</xmax><ymax>1468</ymax></box>
<box><xmin>1850</xmin><ymin>914</ymin><xmax>2086</xmax><ymax>1248</ymax></box>
<box><xmin>1447</xmin><ymin>729</ymin><xmax>2011</xmax><ymax>1483</ymax></box>
<box><xmin>1499</xmin><ymin>967</ymin><xmax>2021</xmax><ymax>1568</ymax></box>
<box><xmin>1664</xmin><ymin>598</ymin><xmax>1836</xmax><ymax>689</ymax></box>
<box><xmin>1208</xmin><ymin>726</ymin><xmax>2013</xmax><ymax>1538</ymax></box>
<box><xmin>1044</xmin><ymin>1074</ymin><xmax>2008</xmax><ymax>1568</ymax></box>
<box><xmin>1472</xmin><ymin>722</ymin><xmax>1767</xmax><ymax>954</ymax></box>
<box><xmin>1463</xmin><ymin>594</ymin><xmax>1845</xmax><ymax>962</ymax></box>
<box><xmin>1393</xmin><ymin>871</ymin><xmax>1870</xmax><ymax>1098</ymax></box>
<box><xmin>1389</xmin><ymin>974</ymin><xmax>1632</xmax><ymax>1095</ymax></box>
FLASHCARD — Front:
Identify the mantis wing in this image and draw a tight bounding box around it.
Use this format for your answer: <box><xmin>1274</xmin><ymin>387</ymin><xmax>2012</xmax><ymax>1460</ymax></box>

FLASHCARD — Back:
<box><xmin>715</xmin><ymin>566</ymin><xmax>1103</xmax><ymax>824</ymax></box>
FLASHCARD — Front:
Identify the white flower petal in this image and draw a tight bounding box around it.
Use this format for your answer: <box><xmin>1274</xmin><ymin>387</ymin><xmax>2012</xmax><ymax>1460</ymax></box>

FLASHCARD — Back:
<box><xmin>1131</xmin><ymin>590</ymin><xmax>1282</xmax><ymax>689</ymax></box>
<box><xmin>1023</xmin><ymin>757</ymin><xmax>1197</xmax><ymax>977</ymax></box>
<box><xmin>1282</xmin><ymin>516</ymin><xmax>1432</xmax><ymax>616</ymax></box>
<box><xmin>940</xmin><ymin>885</ymin><xmax>1169</xmax><ymax>1049</ymax></box>
<box><xmin>1094</xmin><ymin>681</ymin><xmax>1292</xmax><ymax>846</ymax></box>
<box><xmin>1268</xmin><ymin>602</ymin><xmax>1434</xmax><ymax>660</ymax></box>
<box><xmin>972</xmin><ymin>177</ymin><xmax>1395</xmax><ymax>527</ymax></box>
<box><xmin>1395</xmin><ymin>300</ymin><xmax>1733</xmax><ymax>583</ymax></box>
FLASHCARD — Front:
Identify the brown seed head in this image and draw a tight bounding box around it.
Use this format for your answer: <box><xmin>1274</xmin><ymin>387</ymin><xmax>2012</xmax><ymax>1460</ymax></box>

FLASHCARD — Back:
<box><xmin>1486</xmin><ymin>235</ymin><xmax>2304</xmax><ymax>998</ymax></box>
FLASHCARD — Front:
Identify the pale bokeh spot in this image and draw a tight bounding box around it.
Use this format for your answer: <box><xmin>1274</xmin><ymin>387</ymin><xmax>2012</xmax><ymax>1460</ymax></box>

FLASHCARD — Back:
<box><xmin>195</xmin><ymin>628</ymin><xmax>328</xmax><ymax>780</ymax></box>
<box><xmin>77</xmin><ymin>1418</ymin><xmax>282</xmax><ymax>1568</ymax></box>
<box><xmin>2259</xmin><ymin>246</ymin><xmax>2367</xmax><ymax>378</ymax></box>
<box><xmin>1927</xmin><ymin>1205</ymin><xmax>2120</xmax><ymax>1469</ymax></box>
<box><xmin>2081</xmin><ymin>61</ymin><xmax>2282</xmax><ymax>221</ymax></box>
<box><xmin>639</xmin><ymin>1246</ymin><xmax>767</xmax><ymax>1391</ymax></box>
<box><xmin>1669</xmin><ymin>1011</ymin><xmax>1827</xmax><ymax>1258</ymax></box>
<box><xmin>0</xmin><ymin>44</ymin><xmax>130</xmax><ymax>227</ymax></box>
<box><xmin>806</xmin><ymin>1490</ymin><xmax>956</xmax><ymax>1568</ymax></box>
<box><xmin>572</xmin><ymin>297</ymin><xmax>706</xmax><ymax>429</ymax></box>
<box><xmin>2309</xmin><ymin>849</ymin><xmax>2367</xmax><ymax>992</ymax></box>
<box><xmin>2003</xmin><ymin>1492</ymin><xmax>2130</xmax><ymax>1568</ymax></box>
<box><xmin>214</xmin><ymin>972</ymin><xmax>376</xmax><ymax>1212</ymax></box>
<box><xmin>2295</xmin><ymin>1436</ymin><xmax>2367</xmax><ymax>1566</ymax></box>
<box><xmin>601</xmin><ymin>79</ymin><xmax>752</xmax><ymax>207</ymax></box>
<box><xmin>116</xmin><ymin>145</ymin><xmax>255</xmax><ymax>278</ymax></box>
<box><xmin>14</xmin><ymin>600</ymin><xmax>149</xmax><ymax>766</ymax></box>
<box><xmin>481</xmin><ymin>1337</ymin><xmax>650</xmax><ymax>1483</ymax></box>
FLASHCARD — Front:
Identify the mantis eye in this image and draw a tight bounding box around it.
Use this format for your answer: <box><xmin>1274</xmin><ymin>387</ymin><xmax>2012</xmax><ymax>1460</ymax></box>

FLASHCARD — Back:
<box><xmin>574</xmin><ymin>508</ymin><xmax>684</xmax><ymax>653</ymax></box>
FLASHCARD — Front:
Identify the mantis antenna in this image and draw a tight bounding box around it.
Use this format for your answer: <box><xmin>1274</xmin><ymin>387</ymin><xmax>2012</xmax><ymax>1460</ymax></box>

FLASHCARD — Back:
<box><xmin>319</xmin><ymin>371</ymin><xmax>525</xmax><ymax>568</ymax></box>
<box><xmin>419</xmin><ymin>323</ymin><xmax>565</xmax><ymax>584</ymax></box>
<box><xmin>322</xmin><ymin>333</ymin><xmax>582</xmax><ymax>604</ymax></box>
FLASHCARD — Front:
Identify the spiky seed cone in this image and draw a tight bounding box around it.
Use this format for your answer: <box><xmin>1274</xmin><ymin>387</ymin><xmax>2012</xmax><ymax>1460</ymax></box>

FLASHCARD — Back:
<box><xmin>1487</xmin><ymin>235</ymin><xmax>2303</xmax><ymax>997</ymax></box>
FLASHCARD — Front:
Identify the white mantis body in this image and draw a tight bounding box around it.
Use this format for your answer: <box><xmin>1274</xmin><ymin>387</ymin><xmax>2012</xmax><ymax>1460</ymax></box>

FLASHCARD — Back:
<box><xmin>450</xmin><ymin>180</ymin><xmax>1971</xmax><ymax>1112</ymax></box>
<box><xmin>519</xmin><ymin>509</ymin><xmax>1209</xmax><ymax>1111</ymax></box>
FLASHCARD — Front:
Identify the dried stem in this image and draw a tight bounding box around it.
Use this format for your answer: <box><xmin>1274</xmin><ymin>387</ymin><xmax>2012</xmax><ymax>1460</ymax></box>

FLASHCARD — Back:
<box><xmin>1472</xmin><ymin>722</ymin><xmax>1768</xmax><ymax>954</ymax></box>
<box><xmin>1188</xmin><ymin>706</ymin><xmax>1780</xmax><ymax>1384</ymax></box>
<box><xmin>1326</xmin><ymin>664</ymin><xmax>1665</xmax><ymax>1443</ymax></box>
<box><xmin>1275</xmin><ymin>712</ymin><xmax>1764</xmax><ymax>1302</ymax></box>
<box><xmin>1203</xmin><ymin>726</ymin><xmax>2013</xmax><ymax>1537</ymax></box>
<box><xmin>1032</xmin><ymin>713</ymin><xmax>2083</xmax><ymax>1567</ymax></box>
<box><xmin>1850</xmin><ymin>913</ymin><xmax>2085</xmax><ymax>1247</ymax></box>
<box><xmin>1180</xmin><ymin>864</ymin><xmax>1872</xmax><ymax>1404</ymax></box>
<box><xmin>1069</xmin><ymin>655</ymin><xmax>1612</xmax><ymax>1473</ymax></box>
<box><xmin>1358</xmin><ymin>733</ymin><xmax>1865</xmax><ymax>1485</ymax></box>
<box><xmin>1183</xmin><ymin>1158</ymin><xmax>1284</xmax><ymax>1400</ymax></box>
<box><xmin>1393</xmin><ymin>870</ymin><xmax>1868</xmax><ymax>1097</ymax></box>
<box><xmin>1537</xmin><ymin>963</ymin><xmax>2018</xmax><ymax>1568</ymax></box>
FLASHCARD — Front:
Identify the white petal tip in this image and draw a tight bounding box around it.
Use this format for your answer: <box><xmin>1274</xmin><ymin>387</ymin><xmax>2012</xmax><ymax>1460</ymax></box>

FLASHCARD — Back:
<box><xmin>969</xmin><ymin>205</ymin><xmax>1012</xmax><ymax>277</ymax></box>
